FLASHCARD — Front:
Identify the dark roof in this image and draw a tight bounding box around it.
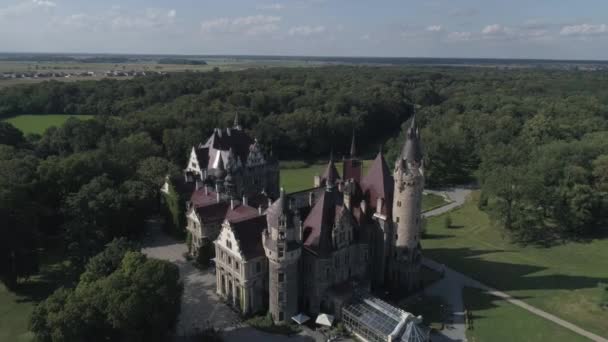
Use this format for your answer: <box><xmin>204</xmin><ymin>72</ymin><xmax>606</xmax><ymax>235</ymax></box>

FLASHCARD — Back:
<box><xmin>401</xmin><ymin>116</ymin><xmax>423</xmax><ymax>163</ymax></box>
<box><xmin>191</xmin><ymin>188</ymin><xmax>259</xmax><ymax>223</ymax></box>
<box><xmin>200</xmin><ymin>127</ymin><xmax>255</xmax><ymax>169</ymax></box>
<box><xmin>266</xmin><ymin>189</ymin><xmax>292</xmax><ymax>229</ymax></box>
<box><xmin>231</xmin><ymin>215</ymin><xmax>267</xmax><ymax>259</ymax></box>
<box><xmin>321</xmin><ymin>158</ymin><xmax>341</xmax><ymax>185</ymax></box>
<box><xmin>361</xmin><ymin>151</ymin><xmax>394</xmax><ymax>217</ymax></box>
<box><xmin>302</xmin><ymin>188</ymin><xmax>342</xmax><ymax>255</ymax></box>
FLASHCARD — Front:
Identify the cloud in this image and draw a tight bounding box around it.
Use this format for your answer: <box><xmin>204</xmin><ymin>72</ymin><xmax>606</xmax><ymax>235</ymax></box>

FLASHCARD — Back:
<box><xmin>560</xmin><ymin>24</ymin><xmax>608</xmax><ymax>36</ymax></box>
<box><xmin>426</xmin><ymin>25</ymin><xmax>443</xmax><ymax>32</ymax></box>
<box><xmin>447</xmin><ymin>31</ymin><xmax>473</xmax><ymax>42</ymax></box>
<box><xmin>482</xmin><ymin>24</ymin><xmax>510</xmax><ymax>35</ymax></box>
<box><xmin>257</xmin><ymin>3</ymin><xmax>285</xmax><ymax>11</ymax></box>
<box><xmin>59</xmin><ymin>7</ymin><xmax>177</xmax><ymax>31</ymax></box>
<box><xmin>0</xmin><ymin>0</ymin><xmax>56</xmax><ymax>18</ymax></box>
<box><xmin>201</xmin><ymin>15</ymin><xmax>281</xmax><ymax>36</ymax></box>
<box><xmin>288</xmin><ymin>25</ymin><xmax>325</xmax><ymax>36</ymax></box>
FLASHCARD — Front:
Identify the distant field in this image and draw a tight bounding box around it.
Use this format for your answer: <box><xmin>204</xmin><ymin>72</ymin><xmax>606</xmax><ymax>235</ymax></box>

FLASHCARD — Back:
<box><xmin>3</xmin><ymin>114</ymin><xmax>94</xmax><ymax>134</ymax></box>
<box><xmin>423</xmin><ymin>192</ymin><xmax>608</xmax><ymax>338</ymax></box>
<box><xmin>0</xmin><ymin>285</ymin><xmax>34</xmax><ymax>342</ymax></box>
<box><xmin>279</xmin><ymin>160</ymin><xmax>446</xmax><ymax>211</ymax></box>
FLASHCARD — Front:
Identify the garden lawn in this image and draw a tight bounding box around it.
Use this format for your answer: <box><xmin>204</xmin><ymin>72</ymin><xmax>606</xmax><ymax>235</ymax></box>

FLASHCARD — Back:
<box><xmin>0</xmin><ymin>285</ymin><xmax>35</xmax><ymax>342</ymax></box>
<box><xmin>423</xmin><ymin>192</ymin><xmax>608</xmax><ymax>338</ymax></box>
<box><xmin>280</xmin><ymin>160</ymin><xmax>446</xmax><ymax>211</ymax></box>
<box><xmin>3</xmin><ymin>114</ymin><xmax>94</xmax><ymax>135</ymax></box>
<box><xmin>463</xmin><ymin>287</ymin><xmax>589</xmax><ymax>342</ymax></box>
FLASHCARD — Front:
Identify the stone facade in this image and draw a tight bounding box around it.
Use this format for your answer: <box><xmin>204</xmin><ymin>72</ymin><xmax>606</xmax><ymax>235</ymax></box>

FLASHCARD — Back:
<box><xmin>180</xmin><ymin>116</ymin><xmax>425</xmax><ymax>325</ymax></box>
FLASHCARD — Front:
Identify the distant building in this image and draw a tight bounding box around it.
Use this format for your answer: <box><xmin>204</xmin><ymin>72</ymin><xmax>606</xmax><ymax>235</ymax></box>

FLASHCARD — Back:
<box><xmin>172</xmin><ymin>114</ymin><xmax>428</xmax><ymax>339</ymax></box>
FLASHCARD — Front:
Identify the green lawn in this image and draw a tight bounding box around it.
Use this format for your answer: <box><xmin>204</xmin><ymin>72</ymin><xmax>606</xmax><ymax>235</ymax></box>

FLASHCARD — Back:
<box><xmin>423</xmin><ymin>192</ymin><xmax>608</xmax><ymax>338</ymax></box>
<box><xmin>0</xmin><ymin>250</ymin><xmax>74</xmax><ymax>342</ymax></box>
<box><xmin>3</xmin><ymin>114</ymin><xmax>94</xmax><ymax>134</ymax></box>
<box><xmin>280</xmin><ymin>160</ymin><xmax>447</xmax><ymax>212</ymax></box>
<box><xmin>463</xmin><ymin>287</ymin><xmax>589</xmax><ymax>342</ymax></box>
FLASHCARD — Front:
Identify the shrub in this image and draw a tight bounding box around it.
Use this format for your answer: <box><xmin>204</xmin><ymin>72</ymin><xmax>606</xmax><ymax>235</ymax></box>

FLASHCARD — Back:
<box><xmin>195</xmin><ymin>238</ymin><xmax>214</xmax><ymax>269</ymax></box>
<box><xmin>245</xmin><ymin>312</ymin><xmax>301</xmax><ymax>335</ymax></box>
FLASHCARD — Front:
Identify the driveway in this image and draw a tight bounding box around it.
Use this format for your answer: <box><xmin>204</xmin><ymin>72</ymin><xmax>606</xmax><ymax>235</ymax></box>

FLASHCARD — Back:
<box><xmin>142</xmin><ymin>219</ymin><xmax>241</xmax><ymax>336</ymax></box>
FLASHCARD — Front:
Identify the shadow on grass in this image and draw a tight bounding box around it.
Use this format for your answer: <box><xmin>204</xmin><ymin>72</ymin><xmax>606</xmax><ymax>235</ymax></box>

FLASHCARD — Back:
<box><xmin>426</xmin><ymin>246</ymin><xmax>608</xmax><ymax>299</ymax></box>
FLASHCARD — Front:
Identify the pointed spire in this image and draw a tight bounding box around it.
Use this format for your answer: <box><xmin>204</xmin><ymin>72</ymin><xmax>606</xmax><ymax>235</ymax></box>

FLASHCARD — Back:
<box><xmin>350</xmin><ymin>129</ymin><xmax>357</xmax><ymax>158</ymax></box>
<box><xmin>233</xmin><ymin>112</ymin><xmax>242</xmax><ymax>130</ymax></box>
<box><xmin>401</xmin><ymin>115</ymin><xmax>423</xmax><ymax>163</ymax></box>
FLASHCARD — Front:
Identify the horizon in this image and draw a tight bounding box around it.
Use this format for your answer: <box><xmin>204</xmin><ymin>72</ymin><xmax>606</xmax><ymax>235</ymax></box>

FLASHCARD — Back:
<box><xmin>2</xmin><ymin>0</ymin><xmax>608</xmax><ymax>60</ymax></box>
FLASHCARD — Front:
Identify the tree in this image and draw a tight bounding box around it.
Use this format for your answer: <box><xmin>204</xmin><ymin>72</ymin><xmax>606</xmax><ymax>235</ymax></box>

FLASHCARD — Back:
<box><xmin>30</xmin><ymin>250</ymin><xmax>182</xmax><ymax>342</ymax></box>
<box><xmin>0</xmin><ymin>122</ymin><xmax>25</xmax><ymax>146</ymax></box>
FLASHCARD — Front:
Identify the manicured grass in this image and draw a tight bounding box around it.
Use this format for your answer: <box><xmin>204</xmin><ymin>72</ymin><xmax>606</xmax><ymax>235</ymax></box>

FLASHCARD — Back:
<box><xmin>423</xmin><ymin>192</ymin><xmax>608</xmax><ymax>338</ymax></box>
<box><xmin>279</xmin><ymin>160</ymin><xmax>372</xmax><ymax>193</ymax></box>
<box><xmin>3</xmin><ymin>114</ymin><xmax>94</xmax><ymax>134</ymax></box>
<box><xmin>0</xmin><ymin>250</ymin><xmax>74</xmax><ymax>342</ymax></box>
<box><xmin>280</xmin><ymin>160</ymin><xmax>447</xmax><ymax>212</ymax></box>
<box><xmin>421</xmin><ymin>193</ymin><xmax>447</xmax><ymax>212</ymax></box>
<box><xmin>0</xmin><ymin>285</ymin><xmax>35</xmax><ymax>342</ymax></box>
<box><xmin>463</xmin><ymin>287</ymin><xmax>588</xmax><ymax>342</ymax></box>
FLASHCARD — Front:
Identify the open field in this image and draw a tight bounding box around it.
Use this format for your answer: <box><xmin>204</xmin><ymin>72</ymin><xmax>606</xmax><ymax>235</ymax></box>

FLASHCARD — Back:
<box><xmin>0</xmin><ymin>285</ymin><xmax>35</xmax><ymax>342</ymax></box>
<box><xmin>423</xmin><ymin>192</ymin><xmax>608</xmax><ymax>338</ymax></box>
<box><xmin>463</xmin><ymin>287</ymin><xmax>589</xmax><ymax>342</ymax></box>
<box><xmin>3</xmin><ymin>114</ymin><xmax>94</xmax><ymax>134</ymax></box>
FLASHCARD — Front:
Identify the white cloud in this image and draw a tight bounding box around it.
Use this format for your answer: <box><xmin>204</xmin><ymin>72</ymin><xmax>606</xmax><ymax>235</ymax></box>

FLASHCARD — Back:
<box><xmin>201</xmin><ymin>15</ymin><xmax>281</xmax><ymax>35</ymax></box>
<box><xmin>447</xmin><ymin>31</ymin><xmax>472</xmax><ymax>42</ymax></box>
<box><xmin>0</xmin><ymin>0</ymin><xmax>56</xmax><ymax>18</ymax></box>
<box><xmin>257</xmin><ymin>3</ymin><xmax>285</xmax><ymax>11</ymax></box>
<box><xmin>482</xmin><ymin>24</ymin><xmax>510</xmax><ymax>35</ymax></box>
<box><xmin>426</xmin><ymin>25</ymin><xmax>443</xmax><ymax>32</ymax></box>
<box><xmin>288</xmin><ymin>25</ymin><xmax>325</xmax><ymax>36</ymax></box>
<box><xmin>59</xmin><ymin>7</ymin><xmax>176</xmax><ymax>32</ymax></box>
<box><xmin>560</xmin><ymin>24</ymin><xmax>608</xmax><ymax>36</ymax></box>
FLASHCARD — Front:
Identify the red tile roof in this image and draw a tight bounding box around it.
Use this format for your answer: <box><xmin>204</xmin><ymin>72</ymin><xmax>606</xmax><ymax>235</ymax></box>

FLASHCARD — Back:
<box><xmin>191</xmin><ymin>188</ymin><xmax>259</xmax><ymax>224</ymax></box>
<box><xmin>302</xmin><ymin>189</ymin><xmax>342</xmax><ymax>255</ymax></box>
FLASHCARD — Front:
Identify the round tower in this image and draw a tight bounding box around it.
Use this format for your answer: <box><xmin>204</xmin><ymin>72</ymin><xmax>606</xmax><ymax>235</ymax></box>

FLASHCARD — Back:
<box><xmin>391</xmin><ymin>116</ymin><xmax>425</xmax><ymax>292</ymax></box>
<box><xmin>262</xmin><ymin>189</ymin><xmax>301</xmax><ymax>324</ymax></box>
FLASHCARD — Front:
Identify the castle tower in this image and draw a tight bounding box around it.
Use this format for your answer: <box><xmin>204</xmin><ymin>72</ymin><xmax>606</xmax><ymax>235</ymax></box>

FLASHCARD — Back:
<box><xmin>390</xmin><ymin>116</ymin><xmax>424</xmax><ymax>292</ymax></box>
<box><xmin>263</xmin><ymin>189</ymin><xmax>301</xmax><ymax>323</ymax></box>
<box><xmin>343</xmin><ymin>130</ymin><xmax>362</xmax><ymax>182</ymax></box>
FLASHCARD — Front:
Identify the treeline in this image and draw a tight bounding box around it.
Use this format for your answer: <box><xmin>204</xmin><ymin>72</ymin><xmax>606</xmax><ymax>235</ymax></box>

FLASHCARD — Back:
<box><xmin>158</xmin><ymin>58</ymin><xmax>207</xmax><ymax>65</ymax></box>
<box><xmin>0</xmin><ymin>67</ymin><xmax>607</xmax><ymax>295</ymax></box>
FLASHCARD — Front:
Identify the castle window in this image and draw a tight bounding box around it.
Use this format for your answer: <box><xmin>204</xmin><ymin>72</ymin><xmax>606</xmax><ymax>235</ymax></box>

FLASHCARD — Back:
<box><xmin>256</xmin><ymin>262</ymin><xmax>261</xmax><ymax>273</ymax></box>
<box><xmin>279</xmin><ymin>311</ymin><xmax>284</xmax><ymax>321</ymax></box>
<box><xmin>397</xmin><ymin>201</ymin><xmax>402</xmax><ymax>207</ymax></box>
<box><xmin>278</xmin><ymin>273</ymin><xmax>284</xmax><ymax>283</ymax></box>
<box><xmin>226</xmin><ymin>240</ymin><xmax>232</xmax><ymax>249</ymax></box>
<box><xmin>278</xmin><ymin>291</ymin><xmax>284</xmax><ymax>302</ymax></box>
<box><xmin>278</xmin><ymin>247</ymin><xmax>284</xmax><ymax>258</ymax></box>
<box><xmin>228</xmin><ymin>257</ymin><xmax>232</xmax><ymax>267</ymax></box>
<box><xmin>235</xmin><ymin>262</ymin><xmax>240</xmax><ymax>271</ymax></box>
<box><xmin>395</xmin><ymin>234</ymin><xmax>398</xmax><ymax>240</ymax></box>
<box><xmin>396</xmin><ymin>217</ymin><xmax>400</xmax><ymax>223</ymax></box>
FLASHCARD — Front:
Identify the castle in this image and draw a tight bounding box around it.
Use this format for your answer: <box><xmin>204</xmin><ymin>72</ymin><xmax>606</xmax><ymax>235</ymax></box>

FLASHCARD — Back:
<box><xmin>177</xmin><ymin>114</ymin><xmax>427</xmax><ymax>341</ymax></box>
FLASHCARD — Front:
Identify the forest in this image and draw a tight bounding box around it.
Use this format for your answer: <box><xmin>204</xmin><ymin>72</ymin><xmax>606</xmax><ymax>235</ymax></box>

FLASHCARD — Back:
<box><xmin>0</xmin><ymin>66</ymin><xmax>607</xmax><ymax>339</ymax></box>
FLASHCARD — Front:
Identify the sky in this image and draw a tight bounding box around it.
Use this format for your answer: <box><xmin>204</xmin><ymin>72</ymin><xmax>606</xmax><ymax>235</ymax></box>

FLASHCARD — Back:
<box><xmin>1</xmin><ymin>0</ymin><xmax>608</xmax><ymax>59</ymax></box>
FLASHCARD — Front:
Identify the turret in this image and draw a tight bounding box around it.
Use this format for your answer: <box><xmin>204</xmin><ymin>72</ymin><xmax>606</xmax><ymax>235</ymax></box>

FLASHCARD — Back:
<box><xmin>343</xmin><ymin>129</ymin><xmax>362</xmax><ymax>182</ymax></box>
<box><xmin>263</xmin><ymin>189</ymin><xmax>301</xmax><ymax>324</ymax></box>
<box><xmin>390</xmin><ymin>116</ymin><xmax>425</xmax><ymax>292</ymax></box>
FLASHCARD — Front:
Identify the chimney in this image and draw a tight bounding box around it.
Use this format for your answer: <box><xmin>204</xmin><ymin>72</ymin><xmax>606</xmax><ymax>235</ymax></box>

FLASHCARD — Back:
<box><xmin>231</xmin><ymin>198</ymin><xmax>236</xmax><ymax>210</ymax></box>
<box><xmin>337</xmin><ymin>182</ymin><xmax>343</xmax><ymax>192</ymax></box>
<box><xmin>204</xmin><ymin>186</ymin><xmax>209</xmax><ymax>195</ymax></box>
<box><xmin>242</xmin><ymin>195</ymin><xmax>248</xmax><ymax>206</ymax></box>
<box><xmin>258</xmin><ymin>205</ymin><xmax>263</xmax><ymax>215</ymax></box>
<box><xmin>361</xmin><ymin>200</ymin><xmax>367</xmax><ymax>214</ymax></box>
<box><xmin>309</xmin><ymin>192</ymin><xmax>315</xmax><ymax>206</ymax></box>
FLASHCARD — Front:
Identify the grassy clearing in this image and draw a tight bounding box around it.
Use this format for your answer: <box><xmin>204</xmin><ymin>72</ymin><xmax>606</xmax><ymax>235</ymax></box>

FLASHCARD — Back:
<box><xmin>423</xmin><ymin>192</ymin><xmax>608</xmax><ymax>338</ymax></box>
<box><xmin>0</xmin><ymin>250</ymin><xmax>74</xmax><ymax>342</ymax></box>
<box><xmin>280</xmin><ymin>160</ymin><xmax>447</xmax><ymax>211</ymax></box>
<box><xmin>463</xmin><ymin>287</ymin><xmax>588</xmax><ymax>342</ymax></box>
<box><xmin>3</xmin><ymin>114</ymin><xmax>94</xmax><ymax>134</ymax></box>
